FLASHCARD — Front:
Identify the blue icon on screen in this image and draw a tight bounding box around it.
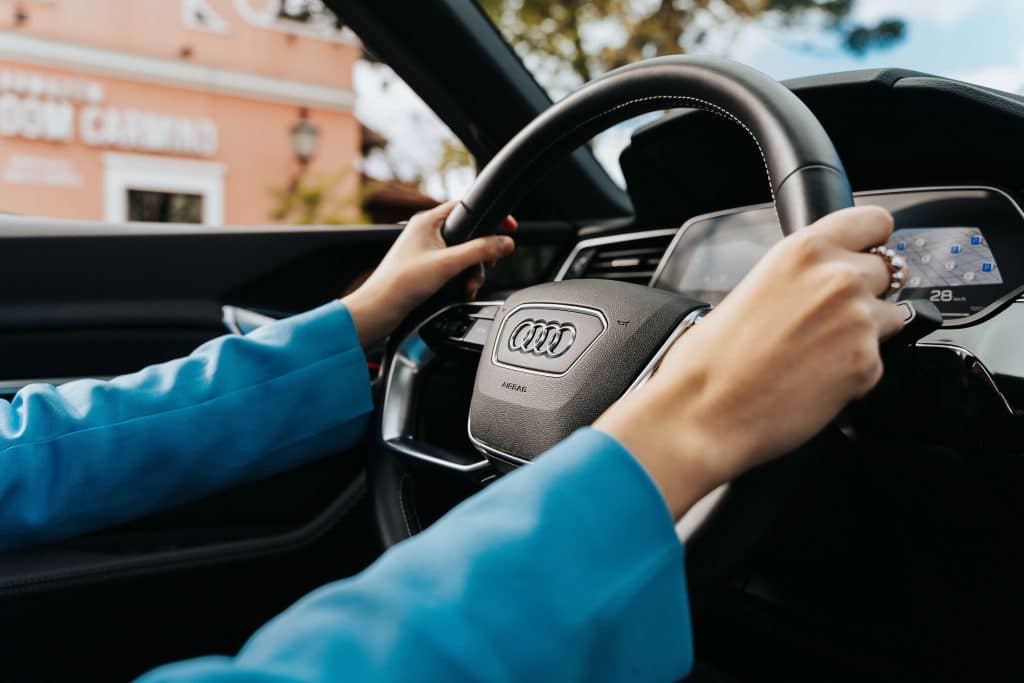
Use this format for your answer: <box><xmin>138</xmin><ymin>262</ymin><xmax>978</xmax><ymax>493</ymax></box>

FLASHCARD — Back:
<box><xmin>950</xmin><ymin>245</ymin><xmax>961</xmax><ymax>254</ymax></box>
<box><xmin>896</xmin><ymin>242</ymin><xmax>906</xmax><ymax>251</ymax></box>
<box><xmin>971</xmin><ymin>235</ymin><xmax>982</xmax><ymax>245</ymax></box>
<box><xmin>982</xmin><ymin>262</ymin><xmax>993</xmax><ymax>272</ymax></box>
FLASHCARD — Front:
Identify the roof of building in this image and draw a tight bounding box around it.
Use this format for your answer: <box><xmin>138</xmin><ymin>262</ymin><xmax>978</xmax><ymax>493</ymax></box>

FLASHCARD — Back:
<box><xmin>361</xmin><ymin>173</ymin><xmax>439</xmax><ymax>210</ymax></box>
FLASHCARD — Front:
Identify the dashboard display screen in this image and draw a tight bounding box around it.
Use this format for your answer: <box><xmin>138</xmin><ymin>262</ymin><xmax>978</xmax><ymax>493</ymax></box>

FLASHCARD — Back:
<box><xmin>887</xmin><ymin>227</ymin><xmax>1002</xmax><ymax>290</ymax></box>
<box><xmin>652</xmin><ymin>188</ymin><xmax>1024</xmax><ymax>324</ymax></box>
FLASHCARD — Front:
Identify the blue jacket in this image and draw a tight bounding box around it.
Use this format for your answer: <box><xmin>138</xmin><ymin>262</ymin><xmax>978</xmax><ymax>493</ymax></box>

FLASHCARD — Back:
<box><xmin>0</xmin><ymin>301</ymin><xmax>693</xmax><ymax>681</ymax></box>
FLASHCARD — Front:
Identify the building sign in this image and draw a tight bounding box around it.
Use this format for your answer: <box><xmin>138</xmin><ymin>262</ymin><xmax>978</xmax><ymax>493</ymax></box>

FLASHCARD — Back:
<box><xmin>0</xmin><ymin>68</ymin><xmax>219</xmax><ymax>157</ymax></box>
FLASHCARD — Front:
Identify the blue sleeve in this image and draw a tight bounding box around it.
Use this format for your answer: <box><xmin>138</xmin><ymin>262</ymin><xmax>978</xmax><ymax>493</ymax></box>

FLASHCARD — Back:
<box><xmin>0</xmin><ymin>301</ymin><xmax>373</xmax><ymax>552</ymax></box>
<box><xmin>138</xmin><ymin>428</ymin><xmax>694</xmax><ymax>683</ymax></box>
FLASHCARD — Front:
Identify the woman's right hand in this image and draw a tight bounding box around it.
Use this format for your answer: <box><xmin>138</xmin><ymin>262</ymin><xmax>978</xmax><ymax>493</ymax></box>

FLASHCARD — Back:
<box><xmin>595</xmin><ymin>206</ymin><xmax>907</xmax><ymax>518</ymax></box>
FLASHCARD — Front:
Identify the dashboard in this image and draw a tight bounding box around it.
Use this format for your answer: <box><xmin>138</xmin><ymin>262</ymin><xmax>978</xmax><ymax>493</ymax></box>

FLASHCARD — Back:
<box><xmin>384</xmin><ymin>68</ymin><xmax>1024</xmax><ymax>682</ymax></box>
<box><xmin>651</xmin><ymin>187</ymin><xmax>1024</xmax><ymax>324</ymax></box>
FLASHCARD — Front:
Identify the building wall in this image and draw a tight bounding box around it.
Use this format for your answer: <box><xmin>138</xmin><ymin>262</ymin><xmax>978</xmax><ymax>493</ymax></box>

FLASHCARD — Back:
<box><xmin>0</xmin><ymin>0</ymin><xmax>361</xmax><ymax>225</ymax></box>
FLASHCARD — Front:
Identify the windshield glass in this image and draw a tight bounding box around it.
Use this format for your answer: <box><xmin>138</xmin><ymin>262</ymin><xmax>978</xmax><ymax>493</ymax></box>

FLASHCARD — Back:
<box><xmin>479</xmin><ymin>1</ymin><xmax>1024</xmax><ymax>183</ymax></box>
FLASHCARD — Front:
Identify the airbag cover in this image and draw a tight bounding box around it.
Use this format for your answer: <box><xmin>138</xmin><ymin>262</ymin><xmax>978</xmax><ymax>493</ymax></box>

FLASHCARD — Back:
<box><xmin>469</xmin><ymin>279</ymin><xmax>704</xmax><ymax>464</ymax></box>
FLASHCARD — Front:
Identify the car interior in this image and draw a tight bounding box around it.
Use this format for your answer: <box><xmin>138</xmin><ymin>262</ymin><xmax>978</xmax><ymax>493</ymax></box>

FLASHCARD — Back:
<box><xmin>2</xmin><ymin>1</ymin><xmax>1023</xmax><ymax>681</ymax></box>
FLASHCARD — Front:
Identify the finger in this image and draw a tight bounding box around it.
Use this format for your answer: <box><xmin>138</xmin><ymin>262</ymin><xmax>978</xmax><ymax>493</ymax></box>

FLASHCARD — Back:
<box><xmin>844</xmin><ymin>251</ymin><xmax>894</xmax><ymax>297</ymax></box>
<box><xmin>870</xmin><ymin>299</ymin><xmax>907</xmax><ymax>341</ymax></box>
<box><xmin>440</xmin><ymin>234</ymin><xmax>515</xmax><ymax>278</ymax></box>
<box><xmin>465</xmin><ymin>264</ymin><xmax>485</xmax><ymax>297</ymax></box>
<box><xmin>810</xmin><ymin>206</ymin><xmax>894</xmax><ymax>252</ymax></box>
<box><xmin>408</xmin><ymin>201</ymin><xmax>457</xmax><ymax>233</ymax></box>
<box><xmin>503</xmin><ymin>215</ymin><xmax>518</xmax><ymax>233</ymax></box>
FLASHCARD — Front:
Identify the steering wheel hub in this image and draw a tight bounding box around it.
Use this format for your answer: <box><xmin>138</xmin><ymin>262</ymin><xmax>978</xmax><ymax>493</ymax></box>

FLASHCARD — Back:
<box><xmin>468</xmin><ymin>279</ymin><xmax>706</xmax><ymax>467</ymax></box>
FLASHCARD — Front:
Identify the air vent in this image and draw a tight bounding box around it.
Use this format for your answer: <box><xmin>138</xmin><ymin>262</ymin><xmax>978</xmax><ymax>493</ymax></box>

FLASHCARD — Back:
<box><xmin>559</xmin><ymin>230</ymin><xmax>677</xmax><ymax>285</ymax></box>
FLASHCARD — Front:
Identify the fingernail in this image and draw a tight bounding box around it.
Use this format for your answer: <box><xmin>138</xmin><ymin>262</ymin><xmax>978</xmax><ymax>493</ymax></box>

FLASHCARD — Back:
<box><xmin>500</xmin><ymin>236</ymin><xmax>515</xmax><ymax>253</ymax></box>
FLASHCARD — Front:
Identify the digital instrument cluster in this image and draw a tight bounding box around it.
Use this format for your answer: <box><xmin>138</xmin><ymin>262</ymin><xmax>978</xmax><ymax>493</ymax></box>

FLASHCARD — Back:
<box><xmin>652</xmin><ymin>188</ymin><xmax>1024</xmax><ymax>324</ymax></box>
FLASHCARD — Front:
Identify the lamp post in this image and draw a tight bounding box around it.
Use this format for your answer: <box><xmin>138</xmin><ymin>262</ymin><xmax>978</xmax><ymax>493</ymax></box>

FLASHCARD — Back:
<box><xmin>288</xmin><ymin>108</ymin><xmax>320</xmax><ymax>193</ymax></box>
<box><xmin>290</xmin><ymin>108</ymin><xmax>320</xmax><ymax>168</ymax></box>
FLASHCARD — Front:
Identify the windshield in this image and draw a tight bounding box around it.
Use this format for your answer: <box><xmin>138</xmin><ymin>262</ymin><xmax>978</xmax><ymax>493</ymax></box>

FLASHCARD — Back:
<box><xmin>479</xmin><ymin>0</ymin><xmax>1024</xmax><ymax>183</ymax></box>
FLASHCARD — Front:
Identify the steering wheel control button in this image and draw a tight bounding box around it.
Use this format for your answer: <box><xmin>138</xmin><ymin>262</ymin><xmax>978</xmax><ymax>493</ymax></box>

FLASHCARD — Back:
<box><xmin>897</xmin><ymin>301</ymin><xmax>916</xmax><ymax>323</ymax></box>
<box><xmin>422</xmin><ymin>303</ymin><xmax>503</xmax><ymax>348</ymax></box>
<box><xmin>461</xmin><ymin>319</ymin><xmax>492</xmax><ymax>347</ymax></box>
<box><xmin>469</xmin><ymin>305</ymin><xmax>499</xmax><ymax>320</ymax></box>
<box><xmin>492</xmin><ymin>304</ymin><xmax>606</xmax><ymax>377</ymax></box>
<box><xmin>425</xmin><ymin>313</ymin><xmax>470</xmax><ymax>340</ymax></box>
<box><xmin>883</xmin><ymin>299</ymin><xmax>943</xmax><ymax>351</ymax></box>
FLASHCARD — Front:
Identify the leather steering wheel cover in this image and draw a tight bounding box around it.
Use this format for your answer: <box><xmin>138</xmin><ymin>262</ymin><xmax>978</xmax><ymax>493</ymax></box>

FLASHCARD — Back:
<box><xmin>443</xmin><ymin>55</ymin><xmax>853</xmax><ymax>244</ymax></box>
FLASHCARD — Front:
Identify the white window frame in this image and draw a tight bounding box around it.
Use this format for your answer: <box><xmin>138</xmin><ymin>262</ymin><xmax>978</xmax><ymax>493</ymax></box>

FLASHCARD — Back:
<box><xmin>103</xmin><ymin>152</ymin><xmax>225</xmax><ymax>225</ymax></box>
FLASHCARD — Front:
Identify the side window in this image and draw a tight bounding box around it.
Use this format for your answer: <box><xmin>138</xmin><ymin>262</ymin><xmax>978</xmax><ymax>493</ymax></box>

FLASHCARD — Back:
<box><xmin>0</xmin><ymin>0</ymin><xmax>471</xmax><ymax>225</ymax></box>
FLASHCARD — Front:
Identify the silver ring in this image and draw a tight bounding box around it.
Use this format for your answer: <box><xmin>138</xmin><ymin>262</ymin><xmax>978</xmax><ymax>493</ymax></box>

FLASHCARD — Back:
<box><xmin>868</xmin><ymin>245</ymin><xmax>907</xmax><ymax>296</ymax></box>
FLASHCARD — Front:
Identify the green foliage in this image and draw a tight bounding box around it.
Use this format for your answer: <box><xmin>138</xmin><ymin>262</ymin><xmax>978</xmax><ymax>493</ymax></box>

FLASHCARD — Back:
<box><xmin>436</xmin><ymin>138</ymin><xmax>475</xmax><ymax>197</ymax></box>
<box><xmin>844</xmin><ymin>18</ymin><xmax>905</xmax><ymax>55</ymax></box>
<box><xmin>479</xmin><ymin>0</ymin><xmax>904</xmax><ymax>93</ymax></box>
<box><xmin>270</xmin><ymin>166</ymin><xmax>369</xmax><ymax>225</ymax></box>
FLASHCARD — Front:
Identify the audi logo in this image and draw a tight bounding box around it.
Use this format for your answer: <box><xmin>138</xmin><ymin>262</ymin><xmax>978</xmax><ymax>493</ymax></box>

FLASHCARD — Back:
<box><xmin>507</xmin><ymin>319</ymin><xmax>577</xmax><ymax>358</ymax></box>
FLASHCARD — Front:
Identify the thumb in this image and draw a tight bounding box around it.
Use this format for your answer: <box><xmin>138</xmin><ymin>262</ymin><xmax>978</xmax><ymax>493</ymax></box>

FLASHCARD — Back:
<box><xmin>439</xmin><ymin>234</ymin><xmax>515</xmax><ymax>277</ymax></box>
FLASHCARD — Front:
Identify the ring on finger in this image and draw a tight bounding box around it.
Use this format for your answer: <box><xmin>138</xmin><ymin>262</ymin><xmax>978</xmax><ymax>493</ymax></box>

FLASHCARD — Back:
<box><xmin>867</xmin><ymin>245</ymin><xmax>907</xmax><ymax>296</ymax></box>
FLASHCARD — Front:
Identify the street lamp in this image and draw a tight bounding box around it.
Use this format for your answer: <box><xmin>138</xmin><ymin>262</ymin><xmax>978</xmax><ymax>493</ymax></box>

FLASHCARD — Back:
<box><xmin>290</xmin><ymin>108</ymin><xmax>320</xmax><ymax>167</ymax></box>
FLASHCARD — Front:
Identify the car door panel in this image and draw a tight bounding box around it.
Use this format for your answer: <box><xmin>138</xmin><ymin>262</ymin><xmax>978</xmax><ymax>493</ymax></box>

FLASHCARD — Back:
<box><xmin>0</xmin><ymin>213</ymin><xmax>576</xmax><ymax>677</ymax></box>
<box><xmin>0</xmin><ymin>214</ymin><xmax>575</xmax><ymax>565</ymax></box>
<box><xmin>0</xmin><ymin>215</ymin><xmax>404</xmax><ymax>677</ymax></box>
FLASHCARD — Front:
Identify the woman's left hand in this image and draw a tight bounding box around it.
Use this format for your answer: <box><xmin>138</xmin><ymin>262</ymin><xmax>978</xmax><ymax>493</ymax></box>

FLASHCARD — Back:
<box><xmin>343</xmin><ymin>201</ymin><xmax>517</xmax><ymax>346</ymax></box>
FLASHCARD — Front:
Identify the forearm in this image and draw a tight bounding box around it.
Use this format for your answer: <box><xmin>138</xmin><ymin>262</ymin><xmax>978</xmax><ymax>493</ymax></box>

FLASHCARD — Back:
<box><xmin>0</xmin><ymin>301</ymin><xmax>372</xmax><ymax>552</ymax></box>
<box><xmin>595</xmin><ymin>378</ymin><xmax>724</xmax><ymax>519</ymax></box>
<box><xmin>138</xmin><ymin>428</ymin><xmax>693</xmax><ymax>683</ymax></box>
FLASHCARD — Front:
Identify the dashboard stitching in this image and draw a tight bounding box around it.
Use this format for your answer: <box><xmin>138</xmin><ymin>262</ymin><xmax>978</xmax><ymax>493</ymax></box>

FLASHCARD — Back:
<box><xmin>475</xmin><ymin>94</ymin><xmax>781</xmax><ymax>232</ymax></box>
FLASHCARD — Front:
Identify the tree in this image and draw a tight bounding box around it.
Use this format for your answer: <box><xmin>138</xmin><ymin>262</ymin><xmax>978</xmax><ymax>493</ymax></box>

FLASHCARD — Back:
<box><xmin>478</xmin><ymin>0</ymin><xmax>904</xmax><ymax>96</ymax></box>
<box><xmin>269</xmin><ymin>166</ymin><xmax>368</xmax><ymax>225</ymax></box>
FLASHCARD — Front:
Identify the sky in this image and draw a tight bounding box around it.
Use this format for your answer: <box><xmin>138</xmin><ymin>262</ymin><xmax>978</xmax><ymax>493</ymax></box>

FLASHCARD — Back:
<box><xmin>734</xmin><ymin>0</ymin><xmax>1024</xmax><ymax>90</ymax></box>
<box><xmin>354</xmin><ymin>60</ymin><xmax>475</xmax><ymax>199</ymax></box>
<box><xmin>355</xmin><ymin>0</ymin><xmax>1024</xmax><ymax>197</ymax></box>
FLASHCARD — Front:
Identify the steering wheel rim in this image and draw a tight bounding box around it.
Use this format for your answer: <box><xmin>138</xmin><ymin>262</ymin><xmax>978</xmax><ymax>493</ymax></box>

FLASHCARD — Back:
<box><xmin>442</xmin><ymin>54</ymin><xmax>852</xmax><ymax>245</ymax></box>
<box><xmin>372</xmin><ymin>55</ymin><xmax>854</xmax><ymax>559</ymax></box>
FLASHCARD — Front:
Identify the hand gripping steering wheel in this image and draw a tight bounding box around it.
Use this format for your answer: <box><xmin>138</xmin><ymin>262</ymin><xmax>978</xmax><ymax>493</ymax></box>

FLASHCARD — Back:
<box><xmin>372</xmin><ymin>55</ymin><xmax>854</xmax><ymax>581</ymax></box>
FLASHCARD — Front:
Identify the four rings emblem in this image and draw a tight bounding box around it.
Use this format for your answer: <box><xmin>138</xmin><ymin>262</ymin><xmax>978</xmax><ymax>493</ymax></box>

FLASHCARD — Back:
<box><xmin>507</xmin><ymin>319</ymin><xmax>577</xmax><ymax>358</ymax></box>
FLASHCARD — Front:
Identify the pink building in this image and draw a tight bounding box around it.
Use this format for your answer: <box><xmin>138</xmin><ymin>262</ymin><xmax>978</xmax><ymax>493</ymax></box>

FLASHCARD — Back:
<box><xmin>0</xmin><ymin>0</ymin><xmax>364</xmax><ymax>225</ymax></box>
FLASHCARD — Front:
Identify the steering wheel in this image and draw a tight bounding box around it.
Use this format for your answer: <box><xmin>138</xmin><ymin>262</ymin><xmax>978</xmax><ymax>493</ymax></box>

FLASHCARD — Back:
<box><xmin>371</xmin><ymin>55</ymin><xmax>854</xmax><ymax>578</ymax></box>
